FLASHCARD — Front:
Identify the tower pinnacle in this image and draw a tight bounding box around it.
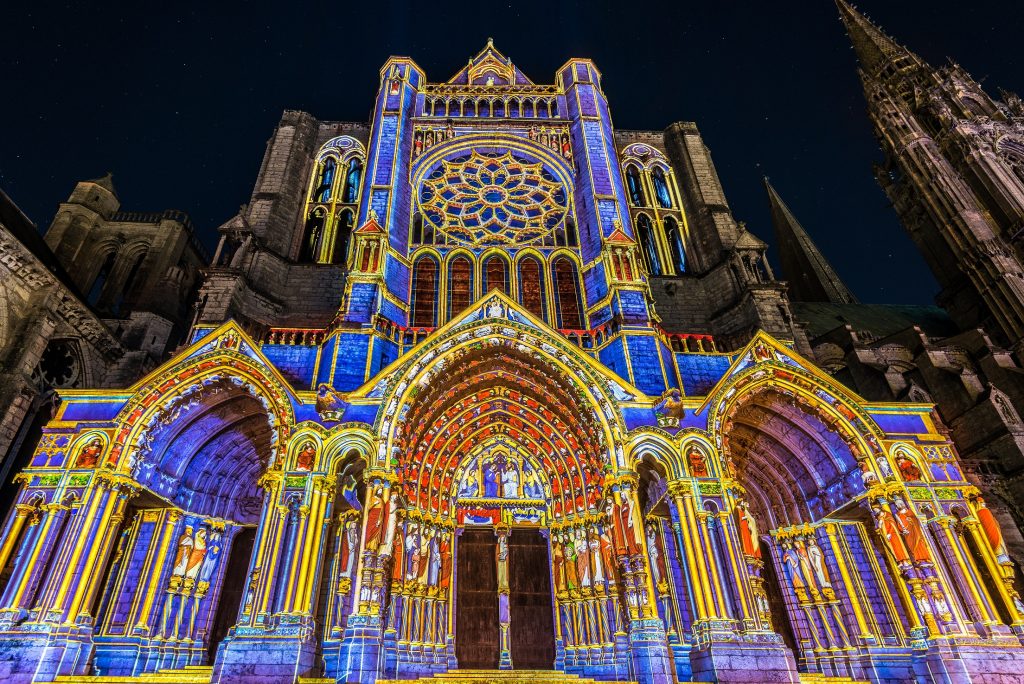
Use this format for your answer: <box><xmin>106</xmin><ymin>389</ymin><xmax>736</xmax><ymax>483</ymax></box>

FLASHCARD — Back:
<box><xmin>835</xmin><ymin>0</ymin><xmax>918</xmax><ymax>74</ymax></box>
<box><xmin>765</xmin><ymin>178</ymin><xmax>858</xmax><ymax>305</ymax></box>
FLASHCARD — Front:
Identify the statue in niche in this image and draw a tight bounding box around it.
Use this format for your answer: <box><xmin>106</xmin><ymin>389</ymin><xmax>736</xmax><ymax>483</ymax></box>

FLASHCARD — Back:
<box><xmin>74</xmin><ymin>438</ymin><xmax>103</xmax><ymax>469</ymax></box>
<box><xmin>793</xmin><ymin>539</ymin><xmax>818</xmax><ymax>592</ymax></box>
<box><xmin>363</xmin><ymin>487</ymin><xmax>386</xmax><ymax>552</ymax></box>
<box><xmin>184</xmin><ymin>528</ymin><xmax>208</xmax><ymax>580</ymax></box>
<box><xmin>781</xmin><ymin>542</ymin><xmax>807</xmax><ymax>592</ymax></box>
<box><xmin>575</xmin><ymin>528</ymin><xmax>591</xmax><ymax>587</ymax></box>
<box><xmin>873</xmin><ymin>502</ymin><xmax>911</xmax><ymax>566</ymax></box>
<box><xmin>199</xmin><ymin>531</ymin><xmax>222</xmax><ymax>584</ymax></box>
<box><xmin>552</xmin><ymin>537</ymin><xmax>566</xmax><ymax>592</ymax></box>
<box><xmin>171</xmin><ymin>525</ymin><xmax>195</xmax><ymax>577</ymax></box>
<box><xmin>315</xmin><ymin>384</ymin><xmax>348</xmax><ymax>422</ymax></box>
<box><xmin>589</xmin><ymin>528</ymin><xmax>604</xmax><ymax>583</ymax></box>
<box><xmin>646</xmin><ymin>523</ymin><xmax>666</xmax><ymax>587</ymax></box>
<box><xmin>380</xmin><ymin>491</ymin><xmax>400</xmax><ymax>557</ymax></box>
<box><xmin>562</xmin><ymin>533</ymin><xmax>579</xmax><ymax>591</ymax></box>
<box><xmin>439</xmin><ymin>535</ymin><xmax>453</xmax><ymax>590</ymax></box>
<box><xmin>736</xmin><ymin>502</ymin><xmax>761</xmax><ymax>559</ymax></box>
<box><xmin>428</xmin><ymin>534</ymin><xmax>442</xmax><ymax>586</ymax></box>
<box><xmin>687</xmin><ymin>446</ymin><xmax>709</xmax><ymax>478</ymax></box>
<box><xmin>600</xmin><ymin>525</ymin><xmax>617</xmax><ymax>578</ymax></box>
<box><xmin>975</xmin><ymin>497</ymin><xmax>1011</xmax><ymax>564</ymax></box>
<box><xmin>805</xmin><ymin>537</ymin><xmax>832</xmax><ymax>589</ymax></box>
<box><xmin>896</xmin><ymin>453</ymin><xmax>922</xmax><ymax>482</ymax></box>
<box><xmin>858</xmin><ymin>460</ymin><xmax>879</xmax><ymax>488</ymax></box>
<box><xmin>406</xmin><ymin>524</ymin><xmax>421</xmax><ymax>581</ymax></box>
<box><xmin>876</xmin><ymin>455</ymin><xmax>895</xmax><ymax>480</ymax></box>
<box><xmin>893</xmin><ymin>496</ymin><xmax>930</xmax><ymax>563</ymax></box>
<box><xmin>340</xmin><ymin>517</ymin><xmax>360</xmax><ymax>577</ymax></box>
<box><xmin>295</xmin><ymin>441</ymin><xmax>316</xmax><ymax>471</ymax></box>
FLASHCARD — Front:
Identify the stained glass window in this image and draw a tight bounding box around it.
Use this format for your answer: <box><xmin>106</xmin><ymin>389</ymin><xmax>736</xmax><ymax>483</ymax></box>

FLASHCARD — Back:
<box><xmin>552</xmin><ymin>257</ymin><xmax>583</xmax><ymax>329</ymax></box>
<box><xmin>332</xmin><ymin>210</ymin><xmax>354</xmax><ymax>265</ymax></box>
<box><xmin>411</xmin><ymin>257</ymin><xmax>439</xmax><ymax>327</ymax></box>
<box><xmin>665</xmin><ymin>216</ymin><xmax>686</xmax><ymax>274</ymax></box>
<box><xmin>302</xmin><ymin>209</ymin><xmax>326</xmax><ymax>262</ymax></box>
<box><xmin>314</xmin><ymin>158</ymin><xmax>336</xmax><ymax>202</ymax></box>
<box><xmin>653</xmin><ymin>167</ymin><xmax>672</xmax><ymax>209</ymax></box>
<box><xmin>448</xmin><ymin>256</ymin><xmax>473</xmax><ymax>319</ymax></box>
<box><xmin>635</xmin><ymin>214</ymin><xmax>662</xmax><ymax>276</ymax></box>
<box><xmin>483</xmin><ymin>255</ymin><xmax>509</xmax><ymax>294</ymax></box>
<box><xmin>343</xmin><ymin>159</ymin><xmax>362</xmax><ymax>203</ymax></box>
<box><xmin>420</xmin><ymin>150</ymin><xmax>568</xmax><ymax>247</ymax></box>
<box><xmin>626</xmin><ymin>164</ymin><xmax>645</xmax><ymax>206</ymax></box>
<box><xmin>518</xmin><ymin>256</ymin><xmax>546</xmax><ymax>321</ymax></box>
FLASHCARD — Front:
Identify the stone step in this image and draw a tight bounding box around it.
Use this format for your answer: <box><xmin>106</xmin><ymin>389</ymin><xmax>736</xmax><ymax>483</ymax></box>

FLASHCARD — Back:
<box><xmin>54</xmin><ymin>665</ymin><xmax>213</xmax><ymax>684</ymax></box>
<box><xmin>378</xmin><ymin>671</ymin><xmax>635</xmax><ymax>684</ymax></box>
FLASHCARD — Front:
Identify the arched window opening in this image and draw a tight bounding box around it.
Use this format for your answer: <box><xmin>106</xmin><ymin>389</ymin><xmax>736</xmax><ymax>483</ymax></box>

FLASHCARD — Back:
<box><xmin>448</xmin><ymin>256</ymin><xmax>474</xmax><ymax>319</ymax></box>
<box><xmin>635</xmin><ymin>214</ymin><xmax>662</xmax><ymax>276</ymax></box>
<box><xmin>626</xmin><ymin>164</ymin><xmax>646</xmax><ymax>206</ymax></box>
<box><xmin>664</xmin><ymin>216</ymin><xmax>686</xmax><ymax>274</ymax></box>
<box><xmin>411</xmin><ymin>212</ymin><xmax>424</xmax><ymax>244</ymax></box>
<box><xmin>411</xmin><ymin>256</ymin><xmax>439</xmax><ymax>328</ymax></box>
<box><xmin>552</xmin><ymin>257</ymin><xmax>583</xmax><ymax>329</ymax></box>
<box><xmin>565</xmin><ymin>217</ymin><xmax>578</xmax><ymax>247</ymax></box>
<box><xmin>88</xmin><ymin>250</ymin><xmax>117</xmax><ymax>307</ymax></box>
<box><xmin>111</xmin><ymin>251</ymin><xmax>146</xmax><ymax>316</ymax></box>
<box><xmin>652</xmin><ymin>167</ymin><xmax>673</xmax><ymax>208</ymax></box>
<box><xmin>313</xmin><ymin>158</ymin><xmax>337</xmax><ymax>203</ymax></box>
<box><xmin>343</xmin><ymin>158</ymin><xmax>362</xmax><ymax>204</ymax></box>
<box><xmin>483</xmin><ymin>255</ymin><xmax>509</xmax><ymax>294</ymax></box>
<box><xmin>331</xmin><ymin>210</ymin><xmax>354</xmax><ymax>265</ymax></box>
<box><xmin>518</xmin><ymin>257</ymin><xmax>547</xmax><ymax>321</ymax></box>
<box><xmin>301</xmin><ymin>209</ymin><xmax>327</xmax><ymax>262</ymax></box>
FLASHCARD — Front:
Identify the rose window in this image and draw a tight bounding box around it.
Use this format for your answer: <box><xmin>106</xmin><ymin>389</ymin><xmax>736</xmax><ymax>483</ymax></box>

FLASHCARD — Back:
<box><xmin>420</xmin><ymin>150</ymin><xmax>568</xmax><ymax>246</ymax></box>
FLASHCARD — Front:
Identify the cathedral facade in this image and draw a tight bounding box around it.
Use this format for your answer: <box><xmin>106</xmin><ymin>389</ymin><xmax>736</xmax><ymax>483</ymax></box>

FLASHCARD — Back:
<box><xmin>4</xmin><ymin>6</ymin><xmax>1024</xmax><ymax>684</ymax></box>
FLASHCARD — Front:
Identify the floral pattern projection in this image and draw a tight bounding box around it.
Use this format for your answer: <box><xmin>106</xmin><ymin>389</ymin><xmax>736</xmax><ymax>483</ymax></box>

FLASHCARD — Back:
<box><xmin>2</xmin><ymin>42</ymin><xmax>1024</xmax><ymax>684</ymax></box>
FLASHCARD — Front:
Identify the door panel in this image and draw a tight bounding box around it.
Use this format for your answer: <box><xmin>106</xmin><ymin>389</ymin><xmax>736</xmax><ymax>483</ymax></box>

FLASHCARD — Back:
<box><xmin>509</xmin><ymin>528</ymin><xmax>555</xmax><ymax>669</ymax></box>
<box><xmin>455</xmin><ymin>528</ymin><xmax>499</xmax><ymax>669</ymax></box>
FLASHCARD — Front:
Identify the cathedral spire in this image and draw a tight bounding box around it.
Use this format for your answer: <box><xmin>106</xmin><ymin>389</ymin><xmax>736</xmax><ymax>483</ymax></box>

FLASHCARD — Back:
<box><xmin>835</xmin><ymin>0</ymin><xmax>918</xmax><ymax>75</ymax></box>
<box><xmin>765</xmin><ymin>178</ymin><xmax>858</xmax><ymax>305</ymax></box>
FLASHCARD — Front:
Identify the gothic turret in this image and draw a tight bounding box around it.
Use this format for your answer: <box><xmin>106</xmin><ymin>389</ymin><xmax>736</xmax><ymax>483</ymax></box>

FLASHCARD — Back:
<box><xmin>765</xmin><ymin>178</ymin><xmax>857</xmax><ymax>305</ymax></box>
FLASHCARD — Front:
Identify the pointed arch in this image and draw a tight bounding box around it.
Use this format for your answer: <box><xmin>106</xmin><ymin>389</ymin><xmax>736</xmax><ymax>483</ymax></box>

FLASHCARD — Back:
<box><xmin>410</xmin><ymin>254</ymin><xmax>440</xmax><ymax>328</ymax></box>
<box><xmin>551</xmin><ymin>255</ymin><xmax>583</xmax><ymax>329</ymax></box>
<box><xmin>664</xmin><ymin>215</ymin><xmax>686</xmax><ymax>274</ymax></box>
<box><xmin>516</xmin><ymin>253</ymin><xmax>547</xmax><ymax>322</ymax></box>
<box><xmin>625</xmin><ymin>164</ymin><xmax>646</xmax><ymax>206</ymax></box>
<box><xmin>634</xmin><ymin>213</ymin><xmax>662</xmax><ymax>276</ymax></box>
<box><xmin>482</xmin><ymin>252</ymin><xmax>511</xmax><ymax>295</ymax></box>
<box><xmin>446</xmin><ymin>252</ymin><xmax>475</xmax><ymax>320</ymax></box>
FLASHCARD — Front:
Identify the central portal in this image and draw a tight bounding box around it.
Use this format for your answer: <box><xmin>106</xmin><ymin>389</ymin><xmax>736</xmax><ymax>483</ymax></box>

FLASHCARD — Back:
<box><xmin>455</xmin><ymin>527</ymin><xmax>555</xmax><ymax>670</ymax></box>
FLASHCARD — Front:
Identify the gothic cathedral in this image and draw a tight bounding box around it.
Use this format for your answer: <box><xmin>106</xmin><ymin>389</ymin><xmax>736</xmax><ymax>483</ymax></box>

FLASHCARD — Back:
<box><xmin>4</xmin><ymin>5</ymin><xmax>1024</xmax><ymax>684</ymax></box>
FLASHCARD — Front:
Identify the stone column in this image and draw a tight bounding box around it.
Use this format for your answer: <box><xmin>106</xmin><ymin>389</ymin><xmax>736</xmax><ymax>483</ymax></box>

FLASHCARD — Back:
<box><xmin>496</xmin><ymin>525</ymin><xmax>512</xmax><ymax>670</ymax></box>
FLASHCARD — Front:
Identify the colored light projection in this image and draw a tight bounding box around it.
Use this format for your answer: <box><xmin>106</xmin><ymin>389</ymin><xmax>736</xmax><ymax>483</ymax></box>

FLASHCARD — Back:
<box><xmin>419</xmin><ymin>150</ymin><xmax>567</xmax><ymax>246</ymax></box>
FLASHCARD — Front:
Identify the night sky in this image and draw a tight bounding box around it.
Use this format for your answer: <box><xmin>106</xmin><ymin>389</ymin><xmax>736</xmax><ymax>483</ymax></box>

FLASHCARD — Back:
<box><xmin>3</xmin><ymin>1</ymin><xmax>1023</xmax><ymax>305</ymax></box>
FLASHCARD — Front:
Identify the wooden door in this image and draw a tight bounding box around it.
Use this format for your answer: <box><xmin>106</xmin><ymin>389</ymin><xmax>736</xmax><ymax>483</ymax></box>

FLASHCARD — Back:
<box><xmin>509</xmin><ymin>528</ymin><xmax>555</xmax><ymax>669</ymax></box>
<box><xmin>455</xmin><ymin>528</ymin><xmax>499</xmax><ymax>668</ymax></box>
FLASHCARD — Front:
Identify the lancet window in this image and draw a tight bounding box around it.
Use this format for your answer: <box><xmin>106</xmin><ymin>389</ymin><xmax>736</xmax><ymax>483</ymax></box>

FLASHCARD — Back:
<box><xmin>552</xmin><ymin>256</ymin><xmax>583</xmax><ymax>329</ymax></box>
<box><xmin>620</xmin><ymin>145</ymin><xmax>688</xmax><ymax>275</ymax></box>
<box><xmin>518</xmin><ymin>256</ymin><xmax>547</xmax><ymax>320</ymax></box>
<box><xmin>302</xmin><ymin>136</ymin><xmax>365</xmax><ymax>264</ymax></box>
<box><xmin>410</xmin><ymin>256</ymin><xmax>439</xmax><ymax>328</ymax></box>
<box><xmin>635</xmin><ymin>214</ymin><xmax>662</xmax><ymax>276</ymax></box>
<box><xmin>483</xmin><ymin>255</ymin><xmax>510</xmax><ymax>295</ymax></box>
<box><xmin>448</xmin><ymin>255</ymin><xmax>474</xmax><ymax>319</ymax></box>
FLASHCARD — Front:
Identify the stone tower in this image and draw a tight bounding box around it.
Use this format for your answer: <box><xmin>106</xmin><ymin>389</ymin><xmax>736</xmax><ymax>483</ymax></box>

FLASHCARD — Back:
<box><xmin>837</xmin><ymin>0</ymin><xmax>1024</xmax><ymax>350</ymax></box>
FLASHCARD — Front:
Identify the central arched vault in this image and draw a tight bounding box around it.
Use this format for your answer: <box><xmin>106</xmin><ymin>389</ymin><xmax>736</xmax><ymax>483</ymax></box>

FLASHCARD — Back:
<box><xmin>394</xmin><ymin>343</ymin><xmax>608</xmax><ymax>520</ymax></box>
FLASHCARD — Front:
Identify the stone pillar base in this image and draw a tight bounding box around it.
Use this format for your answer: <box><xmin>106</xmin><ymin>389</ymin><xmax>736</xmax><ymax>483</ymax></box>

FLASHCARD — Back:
<box><xmin>923</xmin><ymin>639</ymin><xmax>1024</xmax><ymax>682</ymax></box>
<box><xmin>627</xmin><ymin>619</ymin><xmax>674</xmax><ymax>684</ymax></box>
<box><xmin>212</xmin><ymin>632</ymin><xmax>317</xmax><ymax>684</ymax></box>
<box><xmin>0</xmin><ymin>626</ymin><xmax>95</xmax><ymax>684</ymax></box>
<box><xmin>689</xmin><ymin>640</ymin><xmax>799</xmax><ymax>683</ymax></box>
<box><xmin>331</xmin><ymin>615</ymin><xmax>383</xmax><ymax>684</ymax></box>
